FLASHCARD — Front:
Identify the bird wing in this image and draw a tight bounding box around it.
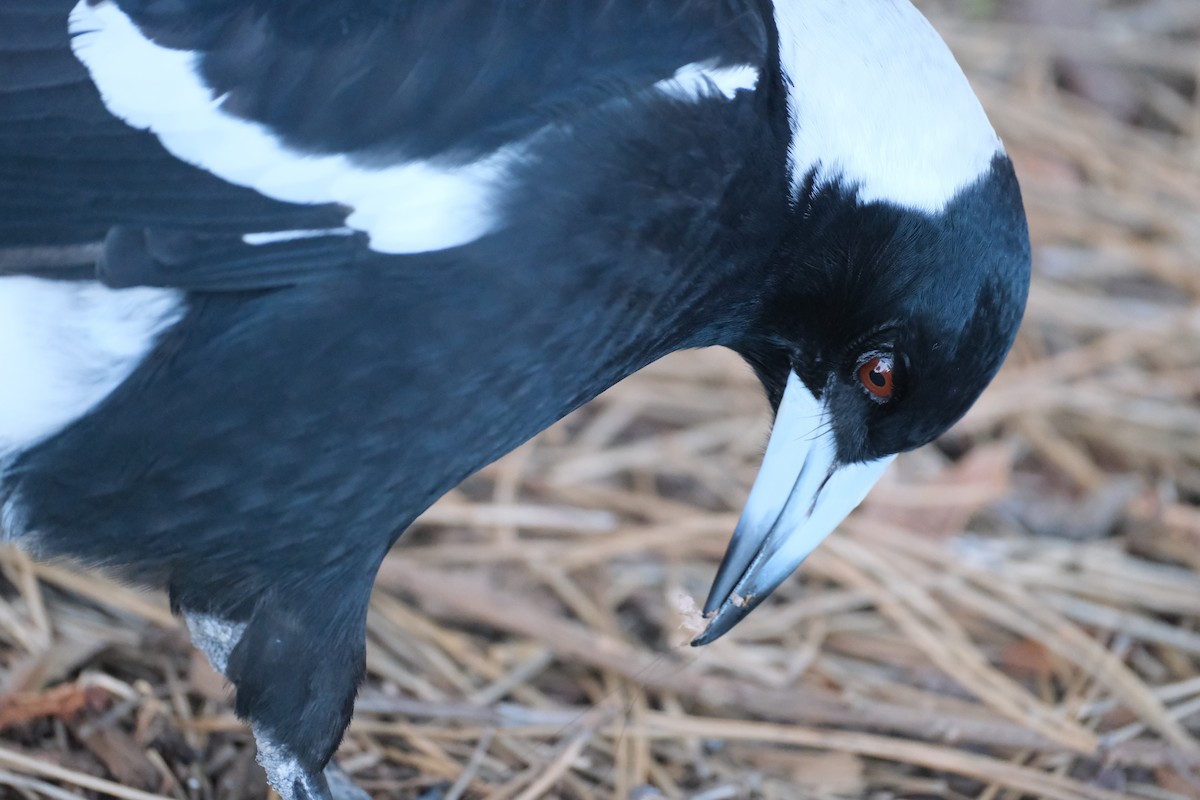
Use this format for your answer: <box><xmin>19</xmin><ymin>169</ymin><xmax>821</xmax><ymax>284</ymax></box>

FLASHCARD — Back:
<box><xmin>3</xmin><ymin>0</ymin><xmax>766</xmax><ymax>290</ymax></box>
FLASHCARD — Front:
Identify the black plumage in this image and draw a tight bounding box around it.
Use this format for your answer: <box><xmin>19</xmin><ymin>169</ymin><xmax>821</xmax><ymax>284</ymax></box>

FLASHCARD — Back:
<box><xmin>0</xmin><ymin>2</ymin><xmax>1031</xmax><ymax>798</ymax></box>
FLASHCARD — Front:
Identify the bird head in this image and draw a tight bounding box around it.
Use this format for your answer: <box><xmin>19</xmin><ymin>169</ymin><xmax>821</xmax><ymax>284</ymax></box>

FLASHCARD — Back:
<box><xmin>696</xmin><ymin>1</ymin><xmax>1031</xmax><ymax>642</ymax></box>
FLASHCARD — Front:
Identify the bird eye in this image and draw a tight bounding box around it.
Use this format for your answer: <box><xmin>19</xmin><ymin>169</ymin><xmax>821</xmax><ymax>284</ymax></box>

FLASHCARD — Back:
<box><xmin>857</xmin><ymin>355</ymin><xmax>895</xmax><ymax>401</ymax></box>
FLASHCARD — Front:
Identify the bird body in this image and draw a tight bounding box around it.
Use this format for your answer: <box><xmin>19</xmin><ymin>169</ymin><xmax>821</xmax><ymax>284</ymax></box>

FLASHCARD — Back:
<box><xmin>0</xmin><ymin>1</ymin><xmax>1030</xmax><ymax>798</ymax></box>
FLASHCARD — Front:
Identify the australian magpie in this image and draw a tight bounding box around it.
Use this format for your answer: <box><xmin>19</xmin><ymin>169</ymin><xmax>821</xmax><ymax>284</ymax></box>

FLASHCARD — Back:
<box><xmin>0</xmin><ymin>1</ymin><xmax>1030</xmax><ymax>798</ymax></box>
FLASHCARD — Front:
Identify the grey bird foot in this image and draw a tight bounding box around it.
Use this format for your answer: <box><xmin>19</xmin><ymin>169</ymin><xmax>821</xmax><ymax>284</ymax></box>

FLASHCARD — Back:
<box><xmin>258</xmin><ymin>757</ymin><xmax>372</xmax><ymax>800</ymax></box>
<box><xmin>288</xmin><ymin>769</ymin><xmax>334</xmax><ymax>800</ymax></box>
<box><xmin>324</xmin><ymin>760</ymin><xmax>372</xmax><ymax>800</ymax></box>
<box><xmin>255</xmin><ymin>730</ymin><xmax>372</xmax><ymax>800</ymax></box>
<box><xmin>266</xmin><ymin>760</ymin><xmax>370</xmax><ymax>800</ymax></box>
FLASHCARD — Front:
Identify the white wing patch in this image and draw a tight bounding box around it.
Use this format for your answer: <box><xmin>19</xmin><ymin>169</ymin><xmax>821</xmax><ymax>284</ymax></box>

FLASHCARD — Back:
<box><xmin>773</xmin><ymin>0</ymin><xmax>1002</xmax><ymax>213</ymax></box>
<box><xmin>71</xmin><ymin>2</ymin><xmax>761</xmax><ymax>256</ymax></box>
<box><xmin>69</xmin><ymin>1</ymin><xmax>513</xmax><ymax>255</ymax></box>
<box><xmin>0</xmin><ymin>277</ymin><xmax>183</xmax><ymax>467</ymax></box>
<box><xmin>654</xmin><ymin>61</ymin><xmax>759</xmax><ymax>102</ymax></box>
<box><xmin>242</xmin><ymin>228</ymin><xmax>355</xmax><ymax>246</ymax></box>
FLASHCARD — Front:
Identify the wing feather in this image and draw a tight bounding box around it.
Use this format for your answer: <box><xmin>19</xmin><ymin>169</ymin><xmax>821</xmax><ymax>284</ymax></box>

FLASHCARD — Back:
<box><xmin>2</xmin><ymin>0</ymin><xmax>766</xmax><ymax>287</ymax></box>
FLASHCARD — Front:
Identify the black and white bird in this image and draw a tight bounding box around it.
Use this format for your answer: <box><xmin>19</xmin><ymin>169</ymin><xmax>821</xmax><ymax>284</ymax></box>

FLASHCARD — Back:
<box><xmin>0</xmin><ymin>1</ymin><xmax>1030</xmax><ymax>798</ymax></box>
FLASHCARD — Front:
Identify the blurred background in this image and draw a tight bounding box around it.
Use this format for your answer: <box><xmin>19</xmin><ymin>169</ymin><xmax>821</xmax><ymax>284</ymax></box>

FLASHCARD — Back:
<box><xmin>3</xmin><ymin>0</ymin><xmax>1200</xmax><ymax>798</ymax></box>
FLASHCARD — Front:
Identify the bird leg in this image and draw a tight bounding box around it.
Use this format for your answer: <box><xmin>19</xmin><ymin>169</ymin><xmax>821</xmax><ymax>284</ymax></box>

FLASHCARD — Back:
<box><xmin>184</xmin><ymin>591</ymin><xmax>372</xmax><ymax>800</ymax></box>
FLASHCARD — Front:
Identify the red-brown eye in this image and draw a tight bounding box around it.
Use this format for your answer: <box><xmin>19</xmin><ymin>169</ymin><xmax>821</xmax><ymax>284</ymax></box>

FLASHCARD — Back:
<box><xmin>857</xmin><ymin>355</ymin><xmax>894</xmax><ymax>400</ymax></box>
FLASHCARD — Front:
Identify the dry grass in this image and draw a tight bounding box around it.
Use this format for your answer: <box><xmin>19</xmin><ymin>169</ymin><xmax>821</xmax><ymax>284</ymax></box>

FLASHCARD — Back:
<box><xmin>3</xmin><ymin>1</ymin><xmax>1200</xmax><ymax>798</ymax></box>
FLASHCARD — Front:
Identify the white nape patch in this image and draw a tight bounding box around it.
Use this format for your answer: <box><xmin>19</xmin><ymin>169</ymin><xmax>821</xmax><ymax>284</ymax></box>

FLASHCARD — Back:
<box><xmin>242</xmin><ymin>228</ymin><xmax>354</xmax><ymax>246</ymax></box>
<box><xmin>69</xmin><ymin>2</ymin><xmax>512</xmax><ymax>255</ymax></box>
<box><xmin>773</xmin><ymin>0</ymin><xmax>1002</xmax><ymax>212</ymax></box>
<box><xmin>184</xmin><ymin>612</ymin><xmax>246</xmax><ymax>675</ymax></box>
<box><xmin>0</xmin><ymin>277</ymin><xmax>183</xmax><ymax>465</ymax></box>
<box><xmin>654</xmin><ymin>61</ymin><xmax>759</xmax><ymax>102</ymax></box>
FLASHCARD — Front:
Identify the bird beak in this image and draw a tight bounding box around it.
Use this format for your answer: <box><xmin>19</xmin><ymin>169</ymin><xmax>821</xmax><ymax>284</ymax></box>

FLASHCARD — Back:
<box><xmin>693</xmin><ymin>371</ymin><xmax>893</xmax><ymax>645</ymax></box>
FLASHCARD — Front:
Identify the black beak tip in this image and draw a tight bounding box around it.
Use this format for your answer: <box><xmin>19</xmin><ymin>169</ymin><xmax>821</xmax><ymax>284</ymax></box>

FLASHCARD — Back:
<box><xmin>689</xmin><ymin>598</ymin><xmax>756</xmax><ymax>646</ymax></box>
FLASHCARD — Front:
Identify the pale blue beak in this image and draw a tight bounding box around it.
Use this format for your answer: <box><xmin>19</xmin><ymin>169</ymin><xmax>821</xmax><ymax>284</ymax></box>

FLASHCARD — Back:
<box><xmin>695</xmin><ymin>371</ymin><xmax>893</xmax><ymax>644</ymax></box>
